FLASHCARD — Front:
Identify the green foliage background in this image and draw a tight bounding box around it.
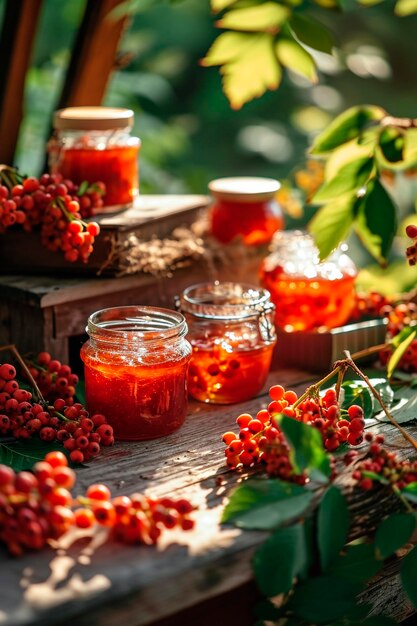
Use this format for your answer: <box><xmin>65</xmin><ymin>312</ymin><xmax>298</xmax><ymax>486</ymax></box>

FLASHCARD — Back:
<box><xmin>5</xmin><ymin>0</ymin><xmax>417</xmax><ymax>198</ymax></box>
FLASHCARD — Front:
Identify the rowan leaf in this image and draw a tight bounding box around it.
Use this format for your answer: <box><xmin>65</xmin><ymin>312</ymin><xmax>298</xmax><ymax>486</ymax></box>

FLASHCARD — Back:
<box><xmin>202</xmin><ymin>31</ymin><xmax>254</xmax><ymax>66</ymax></box>
<box><xmin>289</xmin><ymin>14</ymin><xmax>334</xmax><ymax>54</ymax></box>
<box><xmin>211</xmin><ymin>0</ymin><xmax>238</xmax><ymax>11</ymax></box>
<box><xmin>220</xmin><ymin>34</ymin><xmax>282</xmax><ymax>109</ymax></box>
<box><xmin>312</xmin><ymin>157</ymin><xmax>374</xmax><ymax>203</ymax></box>
<box><xmin>308</xmin><ymin>194</ymin><xmax>356</xmax><ymax>260</ymax></box>
<box><xmin>310</xmin><ymin>105</ymin><xmax>386</xmax><ymax>154</ymax></box>
<box><xmin>395</xmin><ymin>0</ymin><xmax>417</xmax><ymax>15</ymax></box>
<box><xmin>276</xmin><ymin>37</ymin><xmax>317</xmax><ymax>82</ymax></box>
<box><xmin>217</xmin><ymin>2</ymin><xmax>290</xmax><ymax>32</ymax></box>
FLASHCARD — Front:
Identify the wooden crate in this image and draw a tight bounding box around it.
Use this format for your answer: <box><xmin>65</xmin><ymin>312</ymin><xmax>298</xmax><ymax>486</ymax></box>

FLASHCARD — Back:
<box><xmin>0</xmin><ymin>194</ymin><xmax>209</xmax><ymax>276</ymax></box>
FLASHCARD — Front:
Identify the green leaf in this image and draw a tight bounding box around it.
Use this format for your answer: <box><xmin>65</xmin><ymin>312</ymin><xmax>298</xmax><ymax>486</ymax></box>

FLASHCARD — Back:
<box><xmin>211</xmin><ymin>0</ymin><xmax>238</xmax><ymax>11</ymax></box>
<box><xmin>401</xmin><ymin>482</ymin><xmax>417</xmax><ymax>503</ymax></box>
<box><xmin>341</xmin><ymin>380</ymin><xmax>376</xmax><ymax>419</ymax></box>
<box><xmin>217</xmin><ymin>2</ymin><xmax>290</xmax><ymax>32</ymax></box>
<box><xmin>253</xmin><ymin>599</ymin><xmax>282</xmax><ymax>621</ymax></box>
<box><xmin>77</xmin><ymin>180</ymin><xmax>89</xmax><ymax>196</ymax></box>
<box><xmin>289</xmin><ymin>576</ymin><xmax>362</xmax><ymax>623</ymax></box>
<box><xmin>213</xmin><ymin>34</ymin><xmax>282</xmax><ymax>109</ymax></box>
<box><xmin>221</xmin><ymin>479</ymin><xmax>313</xmax><ymax>529</ymax></box>
<box><xmin>289</xmin><ymin>13</ymin><xmax>334</xmax><ymax>54</ymax></box>
<box><xmin>330</xmin><ymin>544</ymin><xmax>381</xmax><ymax>582</ymax></box>
<box><xmin>395</xmin><ymin>0</ymin><xmax>417</xmax><ymax>15</ymax></box>
<box><xmin>275</xmin><ymin>37</ymin><xmax>317</xmax><ymax>82</ymax></box>
<box><xmin>378</xmin><ymin>127</ymin><xmax>405</xmax><ymax>163</ymax></box>
<box><xmin>312</xmin><ymin>157</ymin><xmax>374</xmax><ymax>204</ymax></box>
<box><xmin>375</xmin><ymin>513</ymin><xmax>416</xmax><ymax>559</ymax></box>
<box><xmin>401</xmin><ymin>545</ymin><xmax>417</xmax><ymax>607</ymax></box>
<box><xmin>354</xmin><ymin>178</ymin><xmax>397</xmax><ymax>264</ymax></box>
<box><xmin>374</xmin><ymin>386</ymin><xmax>417</xmax><ymax>424</ymax></box>
<box><xmin>388</xmin><ymin>328</ymin><xmax>417</xmax><ymax>378</ymax></box>
<box><xmin>75</xmin><ymin>380</ymin><xmax>86</xmax><ymax>405</ymax></box>
<box><xmin>202</xmin><ymin>31</ymin><xmax>254</xmax><ymax>66</ymax></box>
<box><xmin>253</xmin><ymin>523</ymin><xmax>307</xmax><ymax>597</ymax></box>
<box><xmin>308</xmin><ymin>193</ymin><xmax>356</xmax><ymax>260</ymax></box>
<box><xmin>277</xmin><ymin>415</ymin><xmax>331</xmax><ymax>481</ymax></box>
<box><xmin>310</xmin><ymin>105</ymin><xmax>386</xmax><ymax>154</ymax></box>
<box><xmin>318</xmin><ymin>486</ymin><xmax>349</xmax><ymax>571</ymax></box>
<box><xmin>0</xmin><ymin>439</ymin><xmax>70</xmax><ymax>471</ymax></box>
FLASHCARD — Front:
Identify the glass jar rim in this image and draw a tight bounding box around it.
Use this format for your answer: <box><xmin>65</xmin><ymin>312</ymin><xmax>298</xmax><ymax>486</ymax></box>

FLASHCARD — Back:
<box><xmin>179</xmin><ymin>281</ymin><xmax>274</xmax><ymax>320</ymax></box>
<box><xmin>86</xmin><ymin>306</ymin><xmax>187</xmax><ymax>343</ymax></box>
<box><xmin>208</xmin><ymin>177</ymin><xmax>280</xmax><ymax>203</ymax></box>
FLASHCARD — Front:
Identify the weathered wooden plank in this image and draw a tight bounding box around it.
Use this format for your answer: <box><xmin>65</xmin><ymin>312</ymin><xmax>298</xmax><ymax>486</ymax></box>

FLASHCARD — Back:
<box><xmin>0</xmin><ymin>0</ymin><xmax>43</xmax><ymax>164</ymax></box>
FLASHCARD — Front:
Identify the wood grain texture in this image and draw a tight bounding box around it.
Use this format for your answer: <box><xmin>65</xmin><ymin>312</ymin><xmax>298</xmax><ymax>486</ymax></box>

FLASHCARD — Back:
<box><xmin>0</xmin><ymin>368</ymin><xmax>415</xmax><ymax>626</ymax></box>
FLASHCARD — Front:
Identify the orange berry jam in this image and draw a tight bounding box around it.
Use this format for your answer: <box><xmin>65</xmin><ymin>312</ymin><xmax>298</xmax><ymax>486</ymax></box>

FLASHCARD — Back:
<box><xmin>81</xmin><ymin>307</ymin><xmax>191</xmax><ymax>440</ymax></box>
<box><xmin>260</xmin><ymin>231</ymin><xmax>357</xmax><ymax>332</ymax></box>
<box><xmin>179</xmin><ymin>282</ymin><xmax>276</xmax><ymax>404</ymax></box>
<box><xmin>209</xmin><ymin>177</ymin><xmax>284</xmax><ymax>246</ymax></box>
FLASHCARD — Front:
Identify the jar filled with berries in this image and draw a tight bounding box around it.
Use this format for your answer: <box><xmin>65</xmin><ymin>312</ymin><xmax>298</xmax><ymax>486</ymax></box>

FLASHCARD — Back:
<box><xmin>259</xmin><ymin>230</ymin><xmax>357</xmax><ymax>332</ymax></box>
<box><xmin>178</xmin><ymin>281</ymin><xmax>276</xmax><ymax>404</ymax></box>
<box><xmin>49</xmin><ymin>106</ymin><xmax>140</xmax><ymax>212</ymax></box>
<box><xmin>209</xmin><ymin>177</ymin><xmax>284</xmax><ymax>246</ymax></box>
<box><xmin>81</xmin><ymin>306</ymin><xmax>191</xmax><ymax>440</ymax></box>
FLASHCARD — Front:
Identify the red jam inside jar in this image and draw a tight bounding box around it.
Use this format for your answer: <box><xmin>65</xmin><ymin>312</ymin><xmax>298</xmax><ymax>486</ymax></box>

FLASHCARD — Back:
<box><xmin>49</xmin><ymin>106</ymin><xmax>140</xmax><ymax>210</ymax></box>
<box><xmin>179</xmin><ymin>282</ymin><xmax>277</xmax><ymax>404</ymax></box>
<box><xmin>80</xmin><ymin>306</ymin><xmax>191</xmax><ymax>440</ymax></box>
<box><xmin>259</xmin><ymin>231</ymin><xmax>357</xmax><ymax>332</ymax></box>
<box><xmin>209</xmin><ymin>177</ymin><xmax>284</xmax><ymax>246</ymax></box>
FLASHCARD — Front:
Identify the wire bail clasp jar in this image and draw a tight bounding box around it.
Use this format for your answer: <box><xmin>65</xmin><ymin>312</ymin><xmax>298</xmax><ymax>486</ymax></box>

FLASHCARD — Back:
<box><xmin>80</xmin><ymin>306</ymin><xmax>191</xmax><ymax>440</ymax></box>
<box><xmin>178</xmin><ymin>281</ymin><xmax>277</xmax><ymax>404</ymax></box>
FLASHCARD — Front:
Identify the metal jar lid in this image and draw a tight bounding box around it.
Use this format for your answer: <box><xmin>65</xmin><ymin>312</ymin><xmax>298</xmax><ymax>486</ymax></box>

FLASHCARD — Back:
<box><xmin>53</xmin><ymin>106</ymin><xmax>134</xmax><ymax>131</ymax></box>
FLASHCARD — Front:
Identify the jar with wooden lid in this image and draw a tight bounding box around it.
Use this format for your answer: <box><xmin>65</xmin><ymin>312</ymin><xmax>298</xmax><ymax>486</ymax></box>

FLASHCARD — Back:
<box><xmin>49</xmin><ymin>106</ymin><xmax>140</xmax><ymax>211</ymax></box>
<box><xmin>209</xmin><ymin>176</ymin><xmax>284</xmax><ymax>246</ymax></box>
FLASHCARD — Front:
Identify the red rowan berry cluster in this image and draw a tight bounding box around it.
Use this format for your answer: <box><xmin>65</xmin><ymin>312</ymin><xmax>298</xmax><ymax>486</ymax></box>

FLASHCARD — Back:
<box><xmin>0</xmin><ymin>451</ymin><xmax>195</xmax><ymax>556</ymax></box>
<box><xmin>0</xmin><ymin>167</ymin><xmax>104</xmax><ymax>263</ymax></box>
<box><xmin>24</xmin><ymin>351</ymin><xmax>78</xmax><ymax>405</ymax></box>
<box><xmin>0</xmin><ymin>361</ymin><xmax>113</xmax><ymax>463</ymax></box>
<box><xmin>351</xmin><ymin>291</ymin><xmax>391</xmax><ymax>320</ymax></box>
<box><xmin>379</xmin><ymin>302</ymin><xmax>417</xmax><ymax>372</ymax></box>
<box><xmin>347</xmin><ymin>433</ymin><xmax>417</xmax><ymax>491</ymax></box>
<box><xmin>406</xmin><ymin>224</ymin><xmax>417</xmax><ymax>265</ymax></box>
<box><xmin>222</xmin><ymin>384</ymin><xmax>365</xmax><ymax>480</ymax></box>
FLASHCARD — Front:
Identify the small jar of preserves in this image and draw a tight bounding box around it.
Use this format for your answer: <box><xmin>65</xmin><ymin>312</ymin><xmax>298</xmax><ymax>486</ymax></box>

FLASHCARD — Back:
<box><xmin>209</xmin><ymin>177</ymin><xmax>284</xmax><ymax>246</ymax></box>
<box><xmin>178</xmin><ymin>282</ymin><xmax>276</xmax><ymax>404</ymax></box>
<box><xmin>259</xmin><ymin>230</ymin><xmax>357</xmax><ymax>332</ymax></box>
<box><xmin>80</xmin><ymin>306</ymin><xmax>191</xmax><ymax>440</ymax></box>
<box><xmin>49</xmin><ymin>106</ymin><xmax>140</xmax><ymax>211</ymax></box>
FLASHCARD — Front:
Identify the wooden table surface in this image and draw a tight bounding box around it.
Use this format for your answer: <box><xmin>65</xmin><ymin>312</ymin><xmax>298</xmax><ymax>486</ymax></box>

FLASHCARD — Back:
<box><xmin>0</xmin><ymin>366</ymin><xmax>415</xmax><ymax>626</ymax></box>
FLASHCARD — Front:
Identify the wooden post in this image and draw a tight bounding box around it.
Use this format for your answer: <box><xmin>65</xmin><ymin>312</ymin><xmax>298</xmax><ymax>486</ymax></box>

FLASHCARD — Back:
<box><xmin>0</xmin><ymin>0</ymin><xmax>43</xmax><ymax>164</ymax></box>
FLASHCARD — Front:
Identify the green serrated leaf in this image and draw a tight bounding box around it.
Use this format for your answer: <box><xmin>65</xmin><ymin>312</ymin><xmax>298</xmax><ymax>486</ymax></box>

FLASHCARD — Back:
<box><xmin>211</xmin><ymin>0</ymin><xmax>238</xmax><ymax>11</ymax></box>
<box><xmin>253</xmin><ymin>523</ymin><xmax>307</xmax><ymax>597</ymax></box>
<box><xmin>378</xmin><ymin>127</ymin><xmax>405</xmax><ymax>163</ymax></box>
<box><xmin>318</xmin><ymin>486</ymin><xmax>349</xmax><ymax>571</ymax></box>
<box><xmin>289</xmin><ymin>576</ymin><xmax>363</xmax><ymax>623</ymax></box>
<box><xmin>289</xmin><ymin>13</ymin><xmax>334</xmax><ymax>54</ymax></box>
<box><xmin>354</xmin><ymin>178</ymin><xmax>397</xmax><ymax>264</ymax></box>
<box><xmin>342</xmin><ymin>378</ymin><xmax>393</xmax><ymax>419</ymax></box>
<box><xmin>276</xmin><ymin>37</ymin><xmax>317</xmax><ymax>82</ymax></box>
<box><xmin>308</xmin><ymin>194</ymin><xmax>356</xmax><ymax>260</ymax></box>
<box><xmin>401</xmin><ymin>545</ymin><xmax>417</xmax><ymax>607</ymax></box>
<box><xmin>201</xmin><ymin>31</ymin><xmax>253</xmax><ymax>66</ymax></box>
<box><xmin>217</xmin><ymin>2</ymin><xmax>290</xmax><ymax>32</ymax></box>
<box><xmin>310</xmin><ymin>105</ymin><xmax>386</xmax><ymax>155</ymax></box>
<box><xmin>388</xmin><ymin>329</ymin><xmax>417</xmax><ymax>378</ymax></box>
<box><xmin>375</xmin><ymin>513</ymin><xmax>416</xmax><ymax>559</ymax></box>
<box><xmin>395</xmin><ymin>0</ymin><xmax>417</xmax><ymax>15</ymax></box>
<box><xmin>221</xmin><ymin>479</ymin><xmax>313</xmax><ymax>529</ymax></box>
<box><xmin>330</xmin><ymin>544</ymin><xmax>381</xmax><ymax>582</ymax></box>
<box><xmin>0</xmin><ymin>440</ymin><xmax>70</xmax><ymax>471</ymax></box>
<box><xmin>312</xmin><ymin>157</ymin><xmax>374</xmax><ymax>204</ymax></box>
<box><xmin>277</xmin><ymin>415</ymin><xmax>331</xmax><ymax>482</ymax></box>
<box><xmin>374</xmin><ymin>386</ymin><xmax>417</xmax><ymax>424</ymax></box>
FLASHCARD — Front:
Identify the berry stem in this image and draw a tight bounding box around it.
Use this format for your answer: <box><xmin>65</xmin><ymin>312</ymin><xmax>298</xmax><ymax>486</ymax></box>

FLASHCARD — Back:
<box><xmin>344</xmin><ymin>352</ymin><xmax>417</xmax><ymax>453</ymax></box>
<box><xmin>0</xmin><ymin>344</ymin><xmax>45</xmax><ymax>403</ymax></box>
<box><xmin>293</xmin><ymin>365</ymin><xmax>343</xmax><ymax>409</ymax></box>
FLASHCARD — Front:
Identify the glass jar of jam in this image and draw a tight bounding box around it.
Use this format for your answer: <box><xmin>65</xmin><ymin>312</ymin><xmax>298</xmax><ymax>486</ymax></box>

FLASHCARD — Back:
<box><xmin>49</xmin><ymin>106</ymin><xmax>140</xmax><ymax>211</ymax></box>
<box><xmin>178</xmin><ymin>282</ymin><xmax>276</xmax><ymax>404</ymax></box>
<box><xmin>80</xmin><ymin>306</ymin><xmax>191</xmax><ymax>440</ymax></box>
<box><xmin>209</xmin><ymin>177</ymin><xmax>284</xmax><ymax>246</ymax></box>
<box><xmin>259</xmin><ymin>230</ymin><xmax>357</xmax><ymax>332</ymax></box>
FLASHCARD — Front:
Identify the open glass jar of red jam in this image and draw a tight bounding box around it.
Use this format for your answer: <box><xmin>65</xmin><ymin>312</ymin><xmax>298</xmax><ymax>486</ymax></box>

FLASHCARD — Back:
<box><xmin>178</xmin><ymin>282</ymin><xmax>276</xmax><ymax>404</ymax></box>
<box><xmin>80</xmin><ymin>306</ymin><xmax>191</xmax><ymax>440</ymax></box>
<box><xmin>49</xmin><ymin>106</ymin><xmax>140</xmax><ymax>211</ymax></box>
<box><xmin>259</xmin><ymin>231</ymin><xmax>357</xmax><ymax>332</ymax></box>
<box><xmin>209</xmin><ymin>177</ymin><xmax>284</xmax><ymax>246</ymax></box>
